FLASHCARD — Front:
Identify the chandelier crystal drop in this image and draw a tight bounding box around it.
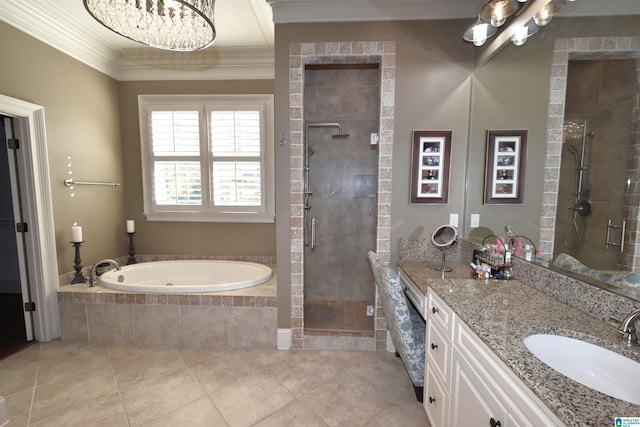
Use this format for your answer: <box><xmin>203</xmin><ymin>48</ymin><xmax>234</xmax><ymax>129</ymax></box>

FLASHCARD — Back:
<box><xmin>83</xmin><ymin>0</ymin><xmax>216</xmax><ymax>51</ymax></box>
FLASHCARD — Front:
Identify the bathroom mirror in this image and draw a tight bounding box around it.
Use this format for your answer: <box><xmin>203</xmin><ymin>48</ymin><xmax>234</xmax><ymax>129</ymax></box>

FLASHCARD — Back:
<box><xmin>464</xmin><ymin>14</ymin><xmax>640</xmax><ymax>301</ymax></box>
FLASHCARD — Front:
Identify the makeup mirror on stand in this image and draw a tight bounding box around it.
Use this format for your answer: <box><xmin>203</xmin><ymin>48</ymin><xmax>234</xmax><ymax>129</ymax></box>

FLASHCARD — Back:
<box><xmin>431</xmin><ymin>224</ymin><xmax>459</xmax><ymax>272</ymax></box>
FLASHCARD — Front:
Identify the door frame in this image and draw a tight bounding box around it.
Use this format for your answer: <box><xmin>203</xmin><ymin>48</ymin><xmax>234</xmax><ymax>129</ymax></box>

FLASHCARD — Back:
<box><xmin>0</xmin><ymin>94</ymin><xmax>60</xmax><ymax>342</ymax></box>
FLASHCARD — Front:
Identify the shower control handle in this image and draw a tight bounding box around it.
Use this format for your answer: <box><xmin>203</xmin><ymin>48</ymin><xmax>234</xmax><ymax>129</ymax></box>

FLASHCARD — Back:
<box><xmin>311</xmin><ymin>217</ymin><xmax>316</xmax><ymax>250</ymax></box>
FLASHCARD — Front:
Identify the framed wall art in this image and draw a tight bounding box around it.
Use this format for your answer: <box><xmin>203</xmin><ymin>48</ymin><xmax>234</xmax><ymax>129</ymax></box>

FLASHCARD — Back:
<box><xmin>410</xmin><ymin>130</ymin><xmax>452</xmax><ymax>204</ymax></box>
<box><xmin>484</xmin><ymin>130</ymin><xmax>527</xmax><ymax>204</ymax></box>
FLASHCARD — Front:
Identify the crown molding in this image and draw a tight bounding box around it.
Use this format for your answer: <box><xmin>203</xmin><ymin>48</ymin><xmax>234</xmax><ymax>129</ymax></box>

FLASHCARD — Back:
<box><xmin>266</xmin><ymin>0</ymin><xmax>478</xmax><ymax>23</ymax></box>
<box><xmin>1</xmin><ymin>0</ymin><xmax>122</xmax><ymax>78</ymax></box>
<box><xmin>117</xmin><ymin>47</ymin><xmax>275</xmax><ymax>81</ymax></box>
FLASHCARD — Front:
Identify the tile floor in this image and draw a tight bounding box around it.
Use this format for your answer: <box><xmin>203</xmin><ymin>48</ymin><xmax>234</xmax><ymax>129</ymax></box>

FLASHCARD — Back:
<box><xmin>0</xmin><ymin>341</ymin><xmax>429</xmax><ymax>426</ymax></box>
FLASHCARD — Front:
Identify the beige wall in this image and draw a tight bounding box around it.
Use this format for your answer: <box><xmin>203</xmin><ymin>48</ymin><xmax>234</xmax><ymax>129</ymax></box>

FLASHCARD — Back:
<box><xmin>273</xmin><ymin>21</ymin><xmax>474</xmax><ymax>326</ymax></box>
<box><xmin>0</xmin><ymin>22</ymin><xmax>123</xmax><ymax>273</ymax></box>
<box><xmin>467</xmin><ymin>16</ymin><xmax>640</xmax><ymax>243</ymax></box>
<box><xmin>118</xmin><ymin>80</ymin><xmax>275</xmax><ymax>257</ymax></box>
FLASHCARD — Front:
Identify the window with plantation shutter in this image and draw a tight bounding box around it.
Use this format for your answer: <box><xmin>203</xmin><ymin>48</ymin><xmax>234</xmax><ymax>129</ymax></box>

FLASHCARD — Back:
<box><xmin>138</xmin><ymin>95</ymin><xmax>274</xmax><ymax>223</ymax></box>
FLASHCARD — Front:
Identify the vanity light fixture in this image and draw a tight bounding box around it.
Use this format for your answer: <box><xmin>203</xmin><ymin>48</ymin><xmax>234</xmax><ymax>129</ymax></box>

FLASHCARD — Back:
<box><xmin>464</xmin><ymin>0</ymin><xmax>573</xmax><ymax>47</ymax></box>
<box><xmin>83</xmin><ymin>0</ymin><xmax>216</xmax><ymax>51</ymax></box>
<box><xmin>463</xmin><ymin>17</ymin><xmax>498</xmax><ymax>47</ymax></box>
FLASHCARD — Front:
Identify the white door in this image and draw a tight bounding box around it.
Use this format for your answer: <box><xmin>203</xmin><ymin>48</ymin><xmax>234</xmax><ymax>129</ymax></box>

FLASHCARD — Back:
<box><xmin>2</xmin><ymin>116</ymin><xmax>34</xmax><ymax>341</ymax></box>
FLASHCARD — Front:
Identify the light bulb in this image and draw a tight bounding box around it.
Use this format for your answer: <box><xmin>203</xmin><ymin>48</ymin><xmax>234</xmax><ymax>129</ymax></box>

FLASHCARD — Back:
<box><xmin>511</xmin><ymin>25</ymin><xmax>528</xmax><ymax>46</ymax></box>
<box><xmin>473</xmin><ymin>24</ymin><xmax>489</xmax><ymax>46</ymax></box>
<box><xmin>534</xmin><ymin>6</ymin><xmax>553</xmax><ymax>26</ymax></box>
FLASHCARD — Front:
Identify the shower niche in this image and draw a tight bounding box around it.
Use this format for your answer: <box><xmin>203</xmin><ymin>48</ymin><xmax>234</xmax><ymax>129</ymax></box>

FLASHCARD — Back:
<box><xmin>302</xmin><ymin>63</ymin><xmax>380</xmax><ymax>334</ymax></box>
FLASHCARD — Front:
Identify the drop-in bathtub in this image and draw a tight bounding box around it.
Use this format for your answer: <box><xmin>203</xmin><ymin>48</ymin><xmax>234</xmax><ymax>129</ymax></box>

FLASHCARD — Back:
<box><xmin>99</xmin><ymin>260</ymin><xmax>273</xmax><ymax>293</ymax></box>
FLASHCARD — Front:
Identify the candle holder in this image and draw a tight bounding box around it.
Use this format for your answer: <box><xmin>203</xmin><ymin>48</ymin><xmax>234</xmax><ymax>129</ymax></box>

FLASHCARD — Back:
<box><xmin>127</xmin><ymin>232</ymin><xmax>137</xmax><ymax>265</ymax></box>
<box><xmin>70</xmin><ymin>241</ymin><xmax>87</xmax><ymax>284</ymax></box>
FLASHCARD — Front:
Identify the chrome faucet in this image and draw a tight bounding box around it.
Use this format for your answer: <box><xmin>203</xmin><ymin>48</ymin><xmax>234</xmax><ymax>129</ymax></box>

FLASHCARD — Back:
<box><xmin>620</xmin><ymin>308</ymin><xmax>640</xmax><ymax>346</ymax></box>
<box><xmin>90</xmin><ymin>259</ymin><xmax>121</xmax><ymax>287</ymax></box>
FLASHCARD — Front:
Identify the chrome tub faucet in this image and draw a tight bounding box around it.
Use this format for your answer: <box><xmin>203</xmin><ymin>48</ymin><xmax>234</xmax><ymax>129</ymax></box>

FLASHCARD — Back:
<box><xmin>90</xmin><ymin>259</ymin><xmax>121</xmax><ymax>287</ymax></box>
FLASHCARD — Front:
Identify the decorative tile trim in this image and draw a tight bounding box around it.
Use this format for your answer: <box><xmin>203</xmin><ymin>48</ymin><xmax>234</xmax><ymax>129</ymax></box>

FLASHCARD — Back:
<box><xmin>57</xmin><ymin>290</ymin><xmax>277</xmax><ymax>308</ymax></box>
<box><xmin>541</xmin><ymin>36</ymin><xmax>640</xmax><ymax>263</ymax></box>
<box><xmin>288</xmin><ymin>41</ymin><xmax>396</xmax><ymax>350</ymax></box>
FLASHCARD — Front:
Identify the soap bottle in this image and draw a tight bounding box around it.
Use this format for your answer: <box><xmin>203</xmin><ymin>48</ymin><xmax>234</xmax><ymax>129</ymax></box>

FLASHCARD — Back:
<box><xmin>524</xmin><ymin>244</ymin><xmax>533</xmax><ymax>262</ymax></box>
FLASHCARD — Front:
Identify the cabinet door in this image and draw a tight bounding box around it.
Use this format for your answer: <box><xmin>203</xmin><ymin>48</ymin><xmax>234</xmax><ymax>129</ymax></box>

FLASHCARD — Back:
<box><xmin>424</xmin><ymin>363</ymin><xmax>449</xmax><ymax>427</ymax></box>
<box><xmin>451</xmin><ymin>351</ymin><xmax>512</xmax><ymax>427</ymax></box>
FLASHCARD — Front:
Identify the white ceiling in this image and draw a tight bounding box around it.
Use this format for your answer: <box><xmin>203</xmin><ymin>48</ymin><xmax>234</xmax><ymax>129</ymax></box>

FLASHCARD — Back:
<box><xmin>1</xmin><ymin>0</ymin><xmax>639</xmax><ymax>81</ymax></box>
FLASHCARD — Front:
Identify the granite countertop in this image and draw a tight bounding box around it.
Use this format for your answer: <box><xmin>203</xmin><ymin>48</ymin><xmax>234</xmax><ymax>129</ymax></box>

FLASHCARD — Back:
<box><xmin>398</xmin><ymin>261</ymin><xmax>640</xmax><ymax>427</ymax></box>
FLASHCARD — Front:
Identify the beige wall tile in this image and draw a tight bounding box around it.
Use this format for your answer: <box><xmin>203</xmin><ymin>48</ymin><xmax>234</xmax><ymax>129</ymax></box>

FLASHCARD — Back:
<box><xmin>86</xmin><ymin>304</ymin><xmax>134</xmax><ymax>344</ymax></box>
<box><xmin>132</xmin><ymin>305</ymin><xmax>181</xmax><ymax>346</ymax></box>
<box><xmin>228</xmin><ymin>307</ymin><xmax>276</xmax><ymax>348</ymax></box>
<box><xmin>58</xmin><ymin>302</ymin><xmax>88</xmax><ymax>342</ymax></box>
<box><xmin>180</xmin><ymin>306</ymin><xmax>228</xmax><ymax>347</ymax></box>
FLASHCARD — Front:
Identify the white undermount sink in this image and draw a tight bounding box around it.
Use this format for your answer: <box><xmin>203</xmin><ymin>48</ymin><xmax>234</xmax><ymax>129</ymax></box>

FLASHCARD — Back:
<box><xmin>523</xmin><ymin>334</ymin><xmax>640</xmax><ymax>405</ymax></box>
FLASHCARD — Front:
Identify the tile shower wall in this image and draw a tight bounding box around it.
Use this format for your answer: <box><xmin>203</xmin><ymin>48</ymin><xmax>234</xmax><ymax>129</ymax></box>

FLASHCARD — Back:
<box><xmin>304</xmin><ymin>66</ymin><xmax>380</xmax><ymax>303</ymax></box>
<box><xmin>554</xmin><ymin>59</ymin><xmax>637</xmax><ymax>270</ymax></box>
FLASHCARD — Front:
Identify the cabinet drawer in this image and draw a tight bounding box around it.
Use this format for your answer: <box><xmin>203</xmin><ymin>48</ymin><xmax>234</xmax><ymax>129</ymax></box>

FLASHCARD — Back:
<box><xmin>427</xmin><ymin>288</ymin><xmax>454</xmax><ymax>337</ymax></box>
<box><xmin>426</xmin><ymin>320</ymin><xmax>451</xmax><ymax>383</ymax></box>
<box><xmin>399</xmin><ymin>268</ymin><xmax>426</xmax><ymax>318</ymax></box>
<box><xmin>424</xmin><ymin>363</ymin><xmax>449</xmax><ymax>427</ymax></box>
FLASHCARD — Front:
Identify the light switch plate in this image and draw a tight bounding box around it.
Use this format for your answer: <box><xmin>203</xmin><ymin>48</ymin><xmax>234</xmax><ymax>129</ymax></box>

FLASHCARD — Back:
<box><xmin>449</xmin><ymin>213</ymin><xmax>459</xmax><ymax>228</ymax></box>
<box><xmin>470</xmin><ymin>214</ymin><xmax>480</xmax><ymax>228</ymax></box>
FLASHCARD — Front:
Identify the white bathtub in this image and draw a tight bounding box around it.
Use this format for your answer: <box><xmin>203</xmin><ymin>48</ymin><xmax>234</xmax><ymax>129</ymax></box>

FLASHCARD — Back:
<box><xmin>99</xmin><ymin>260</ymin><xmax>273</xmax><ymax>293</ymax></box>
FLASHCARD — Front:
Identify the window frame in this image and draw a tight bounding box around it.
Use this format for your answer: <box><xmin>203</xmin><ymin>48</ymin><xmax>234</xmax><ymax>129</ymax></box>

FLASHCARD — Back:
<box><xmin>138</xmin><ymin>94</ymin><xmax>274</xmax><ymax>223</ymax></box>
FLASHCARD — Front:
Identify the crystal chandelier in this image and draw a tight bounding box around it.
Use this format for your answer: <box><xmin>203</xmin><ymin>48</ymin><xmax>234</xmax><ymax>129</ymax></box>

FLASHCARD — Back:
<box><xmin>84</xmin><ymin>0</ymin><xmax>216</xmax><ymax>51</ymax></box>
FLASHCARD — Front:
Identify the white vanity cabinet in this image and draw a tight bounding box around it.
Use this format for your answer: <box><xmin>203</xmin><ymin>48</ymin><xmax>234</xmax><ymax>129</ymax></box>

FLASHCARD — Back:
<box><xmin>451</xmin><ymin>320</ymin><xmax>563</xmax><ymax>427</ymax></box>
<box><xmin>422</xmin><ymin>289</ymin><xmax>563</xmax><ymax>427</ymax></box>
<box><xmin>424</xmin><ymin>289</ymin><xmax>454</xmax><ymax>427</ymax></box>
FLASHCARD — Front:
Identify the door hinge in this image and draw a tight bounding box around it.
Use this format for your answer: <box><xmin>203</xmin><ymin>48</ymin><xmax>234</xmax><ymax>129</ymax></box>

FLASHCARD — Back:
<box><xmin>7</xmin><ymin>138</ymin><xmax>20</xmax><ymax>150</ymax></box>
<box><xmin>16</xmin><ymin>222</ymin><xmax>28</xmax><ymax>233</ymax></box>
<box><xmin>24</xmin><ymin>301</ymin><xmax>36</xmax><ymax>312</ymax></box>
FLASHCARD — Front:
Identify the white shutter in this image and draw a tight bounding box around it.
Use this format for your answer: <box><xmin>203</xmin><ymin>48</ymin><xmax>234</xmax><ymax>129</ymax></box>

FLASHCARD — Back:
<box><xmin>210</xmin><ymin>110</ymin><xmax>262</xmax><ymax>207</ymax></box>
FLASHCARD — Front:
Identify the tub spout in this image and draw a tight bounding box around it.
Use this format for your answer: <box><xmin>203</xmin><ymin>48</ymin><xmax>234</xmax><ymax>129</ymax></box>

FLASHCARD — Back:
<box><xmin>90</xmin><ymin>259</ymin><xmax>121</xmax><ymax>287</ymax></box>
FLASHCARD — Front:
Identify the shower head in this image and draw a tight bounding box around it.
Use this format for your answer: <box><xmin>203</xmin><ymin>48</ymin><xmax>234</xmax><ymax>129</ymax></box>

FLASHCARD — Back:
<box><xmin>331</xmin><ymin>131</ymin><xmax>350</xmax><ymax>139</ymax></box>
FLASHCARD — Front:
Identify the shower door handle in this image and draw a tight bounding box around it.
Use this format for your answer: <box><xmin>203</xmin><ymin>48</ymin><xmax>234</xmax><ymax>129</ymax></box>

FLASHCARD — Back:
<box><xmin>311</xmin><ymin>217</ymin><xmax>316</xmax><ymax>249</ymax></box>
<box><xmin>606</xmin><ymin>219</ymin><xmax>625</xmax><ymax>253</ymax></box>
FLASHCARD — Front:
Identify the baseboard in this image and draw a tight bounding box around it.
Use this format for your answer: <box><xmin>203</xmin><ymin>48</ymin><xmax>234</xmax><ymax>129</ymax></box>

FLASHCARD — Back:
<box><xmin>277</xmin><ymin>328</ymin><xmax>292</xmax><ymax>350</ymax></box>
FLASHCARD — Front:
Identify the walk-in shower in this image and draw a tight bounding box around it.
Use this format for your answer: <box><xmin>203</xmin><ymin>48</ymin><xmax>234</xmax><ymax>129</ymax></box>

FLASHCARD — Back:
<box><xmin>562</xmin><ymin>119</ymin><xmax>593</xmax><ymax>248</ymax></box>
<box><xmin>302</xmin><ymin>64</ymin><xmax>380</xmax><ymax>336</ymax></box>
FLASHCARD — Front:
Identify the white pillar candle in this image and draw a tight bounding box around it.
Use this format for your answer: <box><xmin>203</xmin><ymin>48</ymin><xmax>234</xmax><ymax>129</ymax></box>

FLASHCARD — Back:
<box><xmin>71</xmin><ymin>225</ymin><xmax>83</xmax><ymax>242</ymax></box>
<box><xmin>126</xmin><ymin>220</ymin><xmax>135</xmax><ymax>233</ymax></box>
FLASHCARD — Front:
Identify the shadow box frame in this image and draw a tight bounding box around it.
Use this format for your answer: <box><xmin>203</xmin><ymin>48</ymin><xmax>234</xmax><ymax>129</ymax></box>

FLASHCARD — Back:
<box><xmin>484</xmin><ymin>129</ymin><xmax>527</xmax><ymax>205</ymax></box>
<box><xmin>410</xmin><ymin>130</ymin><xmax>452</xmax><ymax>204</ymax></box>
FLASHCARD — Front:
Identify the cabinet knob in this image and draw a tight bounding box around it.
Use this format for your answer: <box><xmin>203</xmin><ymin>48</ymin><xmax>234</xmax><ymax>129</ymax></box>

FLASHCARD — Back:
<box><xmin>429</xmin><ymin>396</ymin><xmax>436</xmax><ymax>404</ymax></box>
<box><xmin>431</xmin><ymin>343</ymin><xmax>438</xmax><ymax>350</ymax></box>
<box><xmin>432</xmin><ymin>306</ymin><xmax>439</xmax><ymax>314</ymax></box>
<box><xmin>489</xmin><ymin>418</ymin><xmax>501</xmax><ymax>427</ymax></box>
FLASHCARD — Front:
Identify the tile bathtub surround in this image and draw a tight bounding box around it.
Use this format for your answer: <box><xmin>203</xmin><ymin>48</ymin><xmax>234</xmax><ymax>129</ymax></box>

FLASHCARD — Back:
<box><xmin>57</xmin><ymin>277</ymin><xmax>277</xmax><ymax>348</ymax></box>
<box><xmin>0</xmin><ymin>341</ymin><xmax>429</xmax><ymax>427</ymax></box>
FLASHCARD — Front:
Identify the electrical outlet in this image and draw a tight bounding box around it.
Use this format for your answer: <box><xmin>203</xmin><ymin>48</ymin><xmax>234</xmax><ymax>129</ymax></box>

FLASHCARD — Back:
<box><xmin>470</xmin><ymin>214</ymin><xmax>480</xmax><ymax>228</ymax></box>
<box><xmin>367</xmin><ymin>305</ymin><xmax>374</xmax><ymax>316</ymax></box>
